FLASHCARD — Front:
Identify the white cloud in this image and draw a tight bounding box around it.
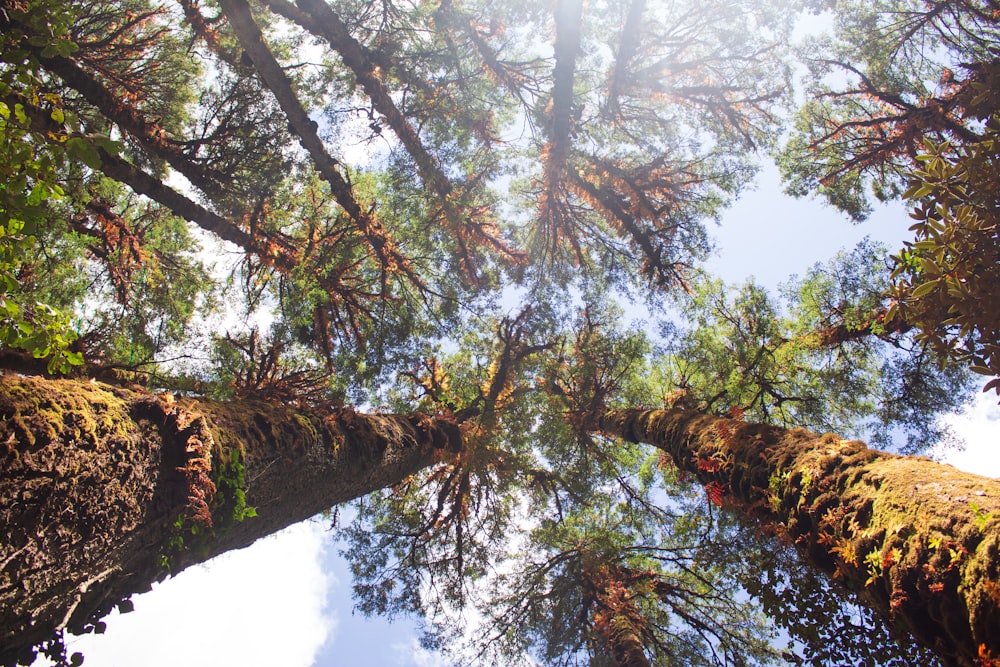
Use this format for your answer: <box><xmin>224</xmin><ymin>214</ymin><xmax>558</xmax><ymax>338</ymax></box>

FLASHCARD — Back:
<box><xmin>393</xmin><ymin>637</ymin><xmax>450</xmax><ymax>667</ymax></box>
<box><xmin>53</xmin><ymin>520</ymin><xmax>336</xmax><ymax>667</ymax></box>
<box><xmin>936</xmin><ymin>392</ymin><xmax>1000</xmax><ymax>478</ymax></box>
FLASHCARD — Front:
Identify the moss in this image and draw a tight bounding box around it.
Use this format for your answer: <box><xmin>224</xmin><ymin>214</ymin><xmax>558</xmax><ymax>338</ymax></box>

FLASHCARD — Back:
<box><xmin>0</xmin><ymin>378</ymin><xmax>171</xmax><ymax>659</ymax></box>
<box><xmin>601</xmin><ymin>407</ymin><xmax>1000</xmax><ymax>665</ymax></box>
<box><xmin>0</xmin><ymin>378</ymin><xmax>133</xmax><ymax>452</ymax></box>
<box><xmin>190</xmin><ymin>398</ymin><xmax>326</xmax><ymax>463</ymax></box>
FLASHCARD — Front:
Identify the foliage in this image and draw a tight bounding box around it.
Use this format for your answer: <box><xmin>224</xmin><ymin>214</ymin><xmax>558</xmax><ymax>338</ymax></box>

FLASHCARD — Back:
<box><xmin>890</xmin><ymin>111</ymin><xmax>1000</xmax><ymax>395</ymax></box>
<box><xmin>158</xmin><ymin>447</ymin><xmax>256</xmax><ymax>574</ymax></box>
<box><xmin>743</xmin><ymin>537</ymin><xmax>940</xmax><ymax>666</ymax></box>
<box><xmin>0</xmin><ymin>60</ymin><xmax>83</xmax><ymax>372</ymax></box>
<box><xmin>0</xmin><ymin>0</ymin><xmax>216</xmax><ymax>376</ymax></box>
<box><xmin>778</xmin><ymin>0</ymin><xmax>1000</xmax><ymax>219</ymax></box>
<box><xmin>342</xmin><ymin>306</ymin><xmax>557</xmax><ymax>623</ymax></box>
<box><xmin>0</xmin><ymin>0</ymin><xmax>994</xmax><ymax>664</ymax></box>
<box><xmin>470</xmin><ymin>496</ymin><xmax>787</xmax><ymax>667</ymax></box>
<box><xmin>660</xmin><ymin>242</ymin><xmax>973</xmax><ymax>451</ymax></box>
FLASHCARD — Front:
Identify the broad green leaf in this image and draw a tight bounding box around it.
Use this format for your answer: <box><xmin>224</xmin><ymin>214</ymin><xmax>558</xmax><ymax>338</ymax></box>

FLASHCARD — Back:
<box><xmin>909</xmin><ymin>280</ymin><xmax>939</xmax><ymax>298</ymax></box>
<box><xmin>66</xmin><ymin>136</ymin><xmax>102</xmax><ymax>169</ymax></box>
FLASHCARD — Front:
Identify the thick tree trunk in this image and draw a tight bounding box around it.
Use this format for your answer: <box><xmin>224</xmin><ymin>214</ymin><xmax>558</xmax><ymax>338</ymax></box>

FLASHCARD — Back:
<box><xmin>0</xmin><ymin>376</ymin><xmax>462</xmax><ymax>666</ymax></box>
<box><xmin>600</xmin><ymin>408</ymin><xmax>1000</xmax><ymax>667</ymax></box>
<box><xmin>603</xmin><ymin>615</ymin><xmax>651</xmax><ymax>667</ymax></box>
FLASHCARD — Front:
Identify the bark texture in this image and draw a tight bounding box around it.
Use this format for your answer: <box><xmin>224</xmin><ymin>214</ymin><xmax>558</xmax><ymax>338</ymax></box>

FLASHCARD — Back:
<box><xmin>604</xmin><ymin>615</ymin><xmax>650</xmax><ymax>667</ymax></box>
<box><xmin>0</xmin><ymin>376</ymin><xmax>461</xmax><ymax>666</ymax></box>
<box><xmin>600</xmin><ymin>408</ymin><xmax>1000</xmax><ymax>667</ymax></box>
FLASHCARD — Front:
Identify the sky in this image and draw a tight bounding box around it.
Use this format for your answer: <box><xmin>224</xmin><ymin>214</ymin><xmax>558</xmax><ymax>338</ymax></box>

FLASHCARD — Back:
<box><xmin>39</xmin><ymin>157</ymin><xmax>1000</xmax><ymax>667</ymax></box>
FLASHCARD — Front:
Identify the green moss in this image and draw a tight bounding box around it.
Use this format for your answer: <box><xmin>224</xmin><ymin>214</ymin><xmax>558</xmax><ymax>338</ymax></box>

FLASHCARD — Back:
<box><xmin>292</xmin><ymin>412</ymin><xmax>318</xmax><ymax>442</ymax></box>
<box><xmin>0</xmin><ymin>378</ymin><xmax>133</xmax><ymax>451</ymax></box>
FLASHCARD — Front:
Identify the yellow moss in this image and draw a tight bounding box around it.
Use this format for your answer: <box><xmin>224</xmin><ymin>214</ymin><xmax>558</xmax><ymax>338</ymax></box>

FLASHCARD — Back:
<box><xmin>292</xmin><ymin>413</ymin><xmax>318</xmax><ymax>441</ymax></box>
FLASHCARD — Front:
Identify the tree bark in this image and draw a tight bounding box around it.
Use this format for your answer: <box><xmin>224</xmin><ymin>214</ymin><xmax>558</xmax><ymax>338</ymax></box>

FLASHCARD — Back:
<box><xmin>599</xmin><ymin>408</ymin><xmax>1000</xmax><ymax>667</ymax></box>
<box><xmin>603</xmin><ymin>614</ymin><xmax>651</xmax><ymax>667</ymax></box>
<box><xmin>587</xmin><ymin>563</ymin><xmax>652</xmax><ymax>667</ymax></box>
<box><xmin>536</xmin><ymin>0</ymin><xmax>584</xmax><ymax>259</ymax></box>
<box><xmin>0</xmin><ymin>376</ymin><xmax>462</xmax><ymax>666</ymax></box>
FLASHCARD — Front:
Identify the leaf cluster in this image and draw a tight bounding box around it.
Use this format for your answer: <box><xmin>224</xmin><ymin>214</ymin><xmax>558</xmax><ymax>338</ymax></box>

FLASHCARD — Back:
<box><xmin>778</xmin><ymin>0</ymin><xmax>1000</xmax><ymax>219</ymax></box>
<box><xmin>891</xmin><ymin>95</ymin><xmax>1000</xmax><ymax>395</ymax></box>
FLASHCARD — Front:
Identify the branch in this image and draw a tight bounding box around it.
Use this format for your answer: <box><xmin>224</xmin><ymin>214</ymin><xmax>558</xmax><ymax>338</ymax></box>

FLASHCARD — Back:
<box><xmin>216</xmin><ymin>0</ymin><xmax>425</xmax><ymax>288</ymax></box>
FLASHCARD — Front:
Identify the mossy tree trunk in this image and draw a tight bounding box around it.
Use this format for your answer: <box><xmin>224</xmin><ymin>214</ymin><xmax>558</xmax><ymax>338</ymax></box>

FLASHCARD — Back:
<box><xmin>585</xmin><ymin>563</ymin><xmax>653</xmax><ymax>667</ymax></box>
<box><xmin>599</xmin><ymin>408</ymin><xmax>1000</xmax><ymax>667</ymax></box>
<box><xmin>0</xmin><ymin>376</ymin><xmax>463</xmax><ymax>666</ymax></box>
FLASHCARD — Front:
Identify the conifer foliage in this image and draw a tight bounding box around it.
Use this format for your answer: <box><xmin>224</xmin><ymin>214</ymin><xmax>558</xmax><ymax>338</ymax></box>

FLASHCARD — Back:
<box><xmin>0</xmin><ymin>0</ymin><xmax>998</xmax><ymax>665</ymax></box>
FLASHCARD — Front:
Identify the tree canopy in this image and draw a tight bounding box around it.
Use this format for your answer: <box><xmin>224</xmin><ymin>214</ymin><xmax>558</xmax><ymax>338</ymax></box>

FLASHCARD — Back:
<box><xmin>1</xmin><ymin>0</ymin><xmax>998</xmax><ymax>665</ymax></box>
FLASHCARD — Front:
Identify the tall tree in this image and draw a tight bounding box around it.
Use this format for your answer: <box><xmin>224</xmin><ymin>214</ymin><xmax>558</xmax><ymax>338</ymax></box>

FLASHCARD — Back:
<box><xmin>779</xmin><ymin>0</ymin><xmax>1000</xmax><ymax>220</ymax></box>
<box><xmin>341</xmin><ymin>298</ymin><xmax>974</xmax><ymax>666</ymax></box>
<box><xmin>778</xmin><ymin>2</ymin><xmax>1000</xmax><ymax>391</ymax></box>
<box><xmin>598</xmin><ymin>407</ymin><xmax>1000</xmax><ymax>667</ymax></box>
<box><xmin>0</xmin><ymin>375</ymin><xmax>464</xmax><ymax>666</ymax></box>
<box><xmin>0</xmin><ymin>0</ymin><xmax>995</xmax><ymax>665</ymax></box>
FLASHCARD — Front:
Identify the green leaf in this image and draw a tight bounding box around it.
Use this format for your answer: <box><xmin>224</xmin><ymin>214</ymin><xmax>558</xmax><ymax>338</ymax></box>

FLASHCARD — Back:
<box><xmin>909</xmin><ymin>280</ymin><xmax>939</xmax><ymax>298</ymax></box>
<box><xmin>93</xmin><ymin>137</ymin><xmax>124</xmax><ymax>156</ymax></box>
<box><xmin>66</xmin><ymin>136</ymin><xmax>102</xmax><ymax>169</ymax></box>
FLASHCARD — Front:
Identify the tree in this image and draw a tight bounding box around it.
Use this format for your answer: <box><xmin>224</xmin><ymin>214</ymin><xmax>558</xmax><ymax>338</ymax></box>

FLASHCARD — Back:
<box><xmin>0</xmin><ymin>374</ymin><xmax>463</xmax><ymax>666</ymax></box>
<box><xmin>430</xmin><ymin>463</ymin><xmax>937</xmax><ymax>666</ymax></box>
<box><xmin>340</xmin><ymin>302</ymin><xmax>974</xmax><ymax>666</ymax></box>
<box><xmin>889</xmin><ymin>82</ymin><xmax>1000</xmax><ymax>394</ymax></box>
<box><xmin>779</xmin><ymin>0</ymin><xmax>1000</xmax><ymax>220</ymax></box>
<box><xmin>778</xmin><ymin>1</ymin><xmax>1000</xmax><ymax>392</ymax></box>
<box><xmin>666</xmin><ymin>243</ymin><xmax>973</xmax><ymax>452</ymax></box>
<box><xmin>0</xmin><ymin>0</ymin><xmax>996</xmax><ymax>665</ymax></box>
<box><xmin>598</xmin><ymin>407</ymin><xmax>1000</xmax><ymax>667</ymax></box>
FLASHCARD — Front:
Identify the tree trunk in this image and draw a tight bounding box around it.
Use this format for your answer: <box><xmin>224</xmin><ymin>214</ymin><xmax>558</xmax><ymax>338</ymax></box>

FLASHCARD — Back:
<box><xmin>602</xmin><ymin>614</ymin><xmax>651</xmax><ymax>667</ymax></box>
<box><xmin>0</xmin><ymin>376</ymin><xmax>462</xmax><ymax>666</ymax></box>
<box><xmin>588</xmin><ymin>564</ymin><xmax>652</xmax><ymax>667</ymax></box>
<box><xmin>599</xmin><ymin>408</ymin><xmax>1000</xmax><ymax>667</ymax></box>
